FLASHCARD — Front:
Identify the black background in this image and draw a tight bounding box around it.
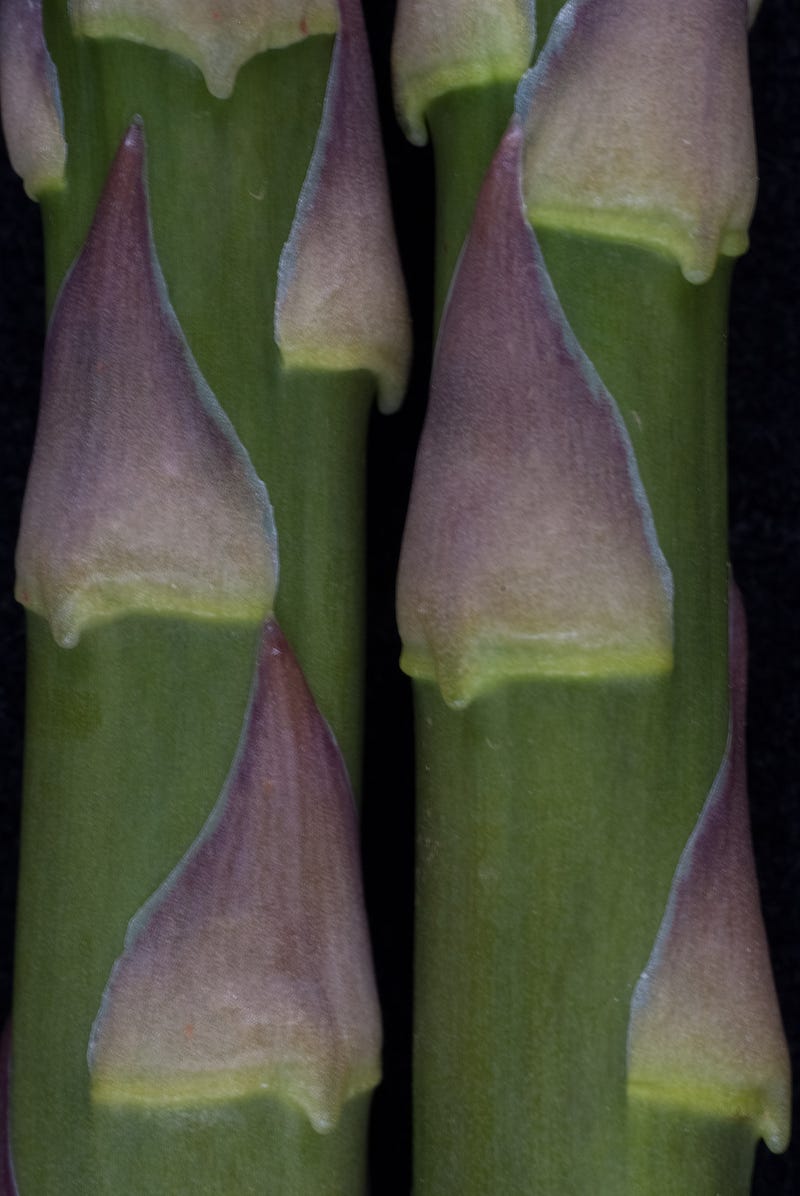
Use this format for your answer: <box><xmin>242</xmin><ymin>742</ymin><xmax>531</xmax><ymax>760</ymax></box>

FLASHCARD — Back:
<box><xmin>1</xmin><ymin>2</ymin><xmax>797</xmax><ymax>1192</ymax></box>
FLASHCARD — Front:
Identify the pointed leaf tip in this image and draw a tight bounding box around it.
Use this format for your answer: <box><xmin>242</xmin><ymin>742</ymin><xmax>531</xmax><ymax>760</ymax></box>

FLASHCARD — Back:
<box><xmin>628</xmin><ymin>584</ymin><xmax>791</xmax><ymax>1153</ymax></box>
<box><xmin>392</xmin><ymin>0</ymin><xmax>535</xmax><ymax>145</ymax></box>
<box><xmin>518</xmin><ymin>0</ymin><xmax>756</xmax><ymax>282</ymax></box>
<box><xmin>397</xmin><ymin>121</ymin><xmax>673</xmax><ymax>706</ymax></box>
<box><xmin>16</xmin><ymin>123</ymin><xmax>278</xmax><ymax>647</ymax></box>
<box><xmin>70</xmin><ymin>0</ymin><xmax>338</xmax><ymax>98</ymax></box>
<box><xmin>276</xmin><ymin>0</ymin><xmax>411</xmax><ymax>413</ymax></box>
<box><xmin>0</xmin><ymin>0</ymin><xmax>67</xmax><ymax>199</ymax></box>
<box><xmin>89</xmin><ymin>618</ymin><xmax>381</xmax><ymax>1130</ymax></box>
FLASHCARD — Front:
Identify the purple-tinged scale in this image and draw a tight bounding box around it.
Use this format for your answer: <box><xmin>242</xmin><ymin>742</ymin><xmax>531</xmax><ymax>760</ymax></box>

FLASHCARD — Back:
<box><xmin>628</xmin><ymin>586</ymin><xmax>790</xmax><ymax>1153</ymax></box>
<box><xmin>392</xmin><ymin>0</ymin><xmax>535</xmax><ymax>146</ymax></box>
<box><xmin>276</xmin><ymin>0</ymin><xmax>411</xmax><ymax>414</ymax></box>
<box><xmin>0</xmin><ymin>0</ymin><xmax>66</xmax><ymax>199</ymax></box>
<box><xmin>15</xmin><ymin>122</ymin><xmax>277</xmax><ymax>647</ymax></box>
<box><xmin>89</xmin><ymin>619</ymin><xmax>381</xmax><ymax>1131</ymax></box>
<box><xmin>69</xmin><ymin>0</ymin><xmax>338</xmax><ymax>99</ymax></box>
<box><xmin>397</xmin><ymin>121</ymin><xmax>673</xmax><ymax>707</ymax></box>
<box><xmin>518</xmin><ymin>0</ymin><xmax>756</xmax><ymax>284</ymax></box>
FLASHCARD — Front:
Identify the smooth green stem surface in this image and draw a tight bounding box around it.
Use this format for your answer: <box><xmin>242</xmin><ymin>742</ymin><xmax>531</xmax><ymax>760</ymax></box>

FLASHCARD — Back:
<box><xmin>628</xmin><ymin>1105</ymin><xmax>757</xmax><ymax>1195</ymax></box>
<box><xmin>12</xmin><ymin>616</ymin><xmax>371</xmax><ymax>1193</ymax></box>
<box><xmin>415</xmin><ymin>81</ymin><xmax>735</xmax><ymax>1189</ymax></box>
<box><xmin>269</xmin><ymin>371</ymin><xmax>372</xmax><ymax>784</ymax></box>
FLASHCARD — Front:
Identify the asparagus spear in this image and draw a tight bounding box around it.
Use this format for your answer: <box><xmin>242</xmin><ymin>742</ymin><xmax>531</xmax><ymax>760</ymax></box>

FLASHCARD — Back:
<box><xmin>3</xmin><ymin>113</ymin><xmax>381</xmax><ymax>1194</ymax></box>
<box><xmin>394</xmin><ymin>0</ymin><xmax>790</xmax><ymax>1190</ymax></box>
<box><xmin>0</xmin><ymin>0</ymin><xmax>405</xmax><ymax>1187</ymax></box>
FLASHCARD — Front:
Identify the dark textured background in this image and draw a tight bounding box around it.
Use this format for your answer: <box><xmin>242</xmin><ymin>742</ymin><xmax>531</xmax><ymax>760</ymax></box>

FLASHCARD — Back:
<box><xmin>1</xmin><ymin>2</ymin><xmax>797</xmax><ymax>1192</ymax></box>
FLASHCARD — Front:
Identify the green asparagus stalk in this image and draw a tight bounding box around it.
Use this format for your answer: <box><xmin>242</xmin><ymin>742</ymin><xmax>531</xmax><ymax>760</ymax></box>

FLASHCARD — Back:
<box><xmin>394</xmin><ymin>0</ymin><xmax>790</xmax><ymax>1191</ymax></box>
<box><xmin>0</xmin><ymin>0</ymin><xmax>407</xmax><ymax>1188</ymax></box>
<box><xmin>4</xmin><ymin>114</ymin><xmax>381</xmax><ymax>1193</ymax></box>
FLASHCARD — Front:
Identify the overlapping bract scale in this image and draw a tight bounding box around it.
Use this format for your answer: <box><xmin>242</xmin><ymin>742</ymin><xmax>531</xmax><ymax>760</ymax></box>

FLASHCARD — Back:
<box><xmin>397</xmin><ymin>122</ymin><xmax>673</xmax><ymax>707</ymax></box>
<box><xmin>16</xmin><ymin>123</ymin><xmax>277</xmax><ymax>647</ymax></box>
<box><xmin>89</xmin><ymin>620</ymin><xmax>381</xmax><ymax>1131</ymax></box>
<box><xmin>392</xmin><ymin>0</ymin><xmax>535</xmax><ymax>145</ymax></box>
<box><xmin>70</xmin><ymin>0</ymin><xmax>338</xmax><ymax>99</ymax></box>
<box><xmin>628</xmin><ymin>586</ymin><xmax>790</xmax><ymax>1153</ymax></box>
<box><xmin>518</xmin><ymin>0</ymin><xmax>756</xmax><ymax>282</ymax></box>
<box><xmin>276</xmin><ymin>0</ymin><xmax>411</xmax><ymax>413</ymax></box>
<box><xmin>0</xmin><ymin>0</ymin><xmax>66</xmax><ymax>199</ymax></box>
